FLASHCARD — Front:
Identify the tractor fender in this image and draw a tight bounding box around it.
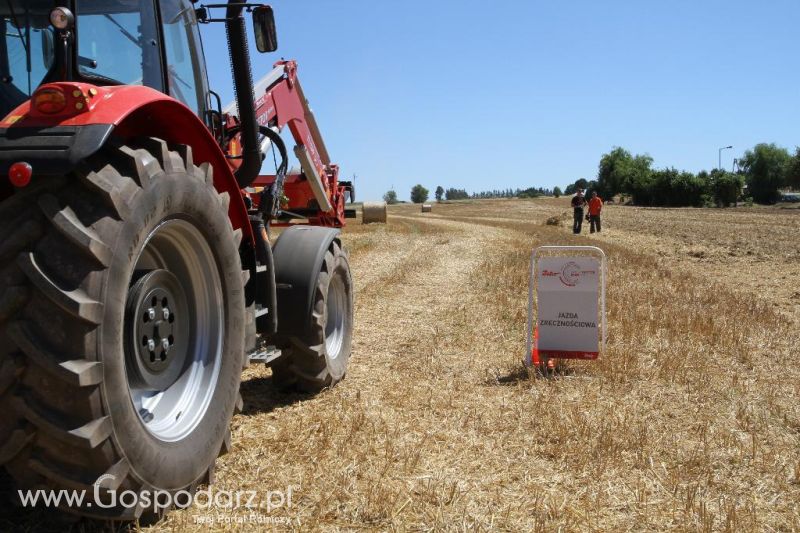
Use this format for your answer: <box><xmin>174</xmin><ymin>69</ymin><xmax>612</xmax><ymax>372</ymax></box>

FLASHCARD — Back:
<box><xmin>272</xmin><ymin>225</ymin><xmax>341</xmax><ymax>335</ymax></box>
<box><xmin>0</xmin><ymin>84</ymin><xmax>252</xmax><ymax>241</ymax></box>
<box><xmin>116</xmin><ymin>100</ymin><xmax>251</xmax><ymax>240</ymax></box>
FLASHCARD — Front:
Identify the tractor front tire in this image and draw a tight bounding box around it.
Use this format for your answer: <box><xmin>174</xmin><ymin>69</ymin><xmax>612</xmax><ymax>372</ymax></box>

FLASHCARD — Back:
<box><xmin>272</xmin><ymin>240</ymin><xmax>353</xmax><ymax>393</ymax></box>
<box><xmin>0</xmin><ymin>138</ymin><xmax>245</xmax><ymax>521</ymax></box>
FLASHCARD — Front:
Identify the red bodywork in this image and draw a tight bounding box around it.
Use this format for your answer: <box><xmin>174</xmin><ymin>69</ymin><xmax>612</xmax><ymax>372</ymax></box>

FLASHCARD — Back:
<box><xmin>0</xmin><ymin>81</ymin><xmax>254</xmax><ymax>242</ymax></box>
<box><xmin>0</xmin><ymin>59</ymin><xmax>347</xmax><ymax>243</ymax></box>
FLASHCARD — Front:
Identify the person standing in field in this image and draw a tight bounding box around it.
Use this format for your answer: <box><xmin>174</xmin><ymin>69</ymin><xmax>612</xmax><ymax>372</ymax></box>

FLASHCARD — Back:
<box><xmin>571</xmin><ymin>189</ymin><xmax>586</xmax><ymax>234</ymax></box>
<box><xmin>588</xmin><ymin>191</ymin><xmax>603</xmax><ymax>233</ymax></box>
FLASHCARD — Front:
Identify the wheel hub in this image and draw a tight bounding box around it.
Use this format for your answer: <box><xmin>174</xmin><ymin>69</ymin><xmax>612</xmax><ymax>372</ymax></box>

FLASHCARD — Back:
<box><xmin>126</xmin><ymin>269</ymin><xmax>189</xmax><ymax>391</ymax></box>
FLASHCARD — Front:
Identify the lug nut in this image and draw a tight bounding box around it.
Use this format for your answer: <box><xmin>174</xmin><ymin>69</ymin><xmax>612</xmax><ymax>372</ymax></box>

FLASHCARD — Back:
<box><xmin>162</xmin><ymin>308</ymin><xmax>170</xmax><ymax>320</ymax></box>
<box><xmin>147</xmin><ymin>339</ymin><xmax>155</xmax><ymax>352</ymax></box>
<box><xmin>139</xmin><ymin>408</ymin><xmax>154</xmax><ymax>423</ymax></box>
<box><xmin>161</xmin><ymin>339</ymin><xmax>170</xmax><ymax>352</ymax></box>
<box><xmin>147</xmin><ymin>308</ymin><xmax>156</xmax><ymax>321</ymax></box>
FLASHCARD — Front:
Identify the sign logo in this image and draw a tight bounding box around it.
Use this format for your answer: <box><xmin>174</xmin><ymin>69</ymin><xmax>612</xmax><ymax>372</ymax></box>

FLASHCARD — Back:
<box><xmin>555</xmin><ymin>261</ymin><xmax>598</xmax><ymax>287</ymax></box>
<box><xmin>559</xmin><ymin>261</ymin><xmax>581</xmax><ymax>287</ymax></box>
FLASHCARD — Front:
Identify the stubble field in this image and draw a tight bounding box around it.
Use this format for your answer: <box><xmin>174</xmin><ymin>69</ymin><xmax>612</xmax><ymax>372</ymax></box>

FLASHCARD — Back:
<box><xmin>4</xmin><ymin>198</ymin><xmax>799</xmax><ymax>531</ymax></box>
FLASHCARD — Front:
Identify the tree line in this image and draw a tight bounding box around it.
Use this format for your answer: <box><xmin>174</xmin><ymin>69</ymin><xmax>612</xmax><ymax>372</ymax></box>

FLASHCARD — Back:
<box><xmin>565</xmin><ymin>143</ymin><xmax>800</xmax><ymax>207</ymax></box>
<box><xmin>383</xmin><ymin>185</ymin><xmax>558</xmax><ymax>204</ymax></box>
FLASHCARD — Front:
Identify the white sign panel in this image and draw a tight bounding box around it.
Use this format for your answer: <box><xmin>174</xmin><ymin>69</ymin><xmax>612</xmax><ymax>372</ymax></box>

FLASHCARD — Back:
<box><xmin>536</xmin><ymin>257</ymin><xmax>600</xmax><ymax>359</ymax></box>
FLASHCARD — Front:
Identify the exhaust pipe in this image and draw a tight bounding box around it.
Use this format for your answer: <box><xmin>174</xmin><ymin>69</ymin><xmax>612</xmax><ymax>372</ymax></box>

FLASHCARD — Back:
<box><xmin>226</xmin><ymin>1</ymin><xmax>261</xmax><ymax>188</ymax></box>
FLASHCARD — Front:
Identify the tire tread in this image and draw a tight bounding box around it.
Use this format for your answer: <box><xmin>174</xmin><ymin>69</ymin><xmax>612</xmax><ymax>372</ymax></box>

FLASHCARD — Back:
<box><xmin>0</xmin><ymin>138</ymin><xmax>243</xmax><ymax>521</ymax></box>
<box><xmin>271</xmin><ymin>242</ymin><xmax>353</xmax><ymax>393</ymax></box>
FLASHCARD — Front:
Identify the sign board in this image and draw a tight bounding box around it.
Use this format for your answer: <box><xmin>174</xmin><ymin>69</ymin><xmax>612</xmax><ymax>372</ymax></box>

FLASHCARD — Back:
<box><xmin>537</xmin><ymin>257</ymin><xmax>599</xmax><ymax>358</ymax></box>
<box><xmin>526</xmin><ymin>247</ymin><xmax>606</xmax><ymax>366</ymax></box>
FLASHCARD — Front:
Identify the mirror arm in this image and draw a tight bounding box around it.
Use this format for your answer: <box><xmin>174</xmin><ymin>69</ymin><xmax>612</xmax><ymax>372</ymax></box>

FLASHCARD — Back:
<box><xmin>196</xmin><ymin>3</ymin><xmax>268</xmax><ymax>23</ymax></box>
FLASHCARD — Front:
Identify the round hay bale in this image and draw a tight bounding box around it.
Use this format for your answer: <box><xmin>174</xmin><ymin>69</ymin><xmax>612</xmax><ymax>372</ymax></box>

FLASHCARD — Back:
<box><xmin>421</xmin><ymin>204</ymin><xmax>432</xmax><ymax>213</ymax></box>
<box><xmin>362</xmin><ymin>202</ymin><xmax>387</xmax><ymax>224</ymax></box>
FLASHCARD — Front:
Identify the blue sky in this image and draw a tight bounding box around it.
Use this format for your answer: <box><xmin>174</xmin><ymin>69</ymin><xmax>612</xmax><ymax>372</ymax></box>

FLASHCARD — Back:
<box><xmin>202</xmin><ymin>0</ymin><xmax>799</xmax><ymax>201</ymax></box>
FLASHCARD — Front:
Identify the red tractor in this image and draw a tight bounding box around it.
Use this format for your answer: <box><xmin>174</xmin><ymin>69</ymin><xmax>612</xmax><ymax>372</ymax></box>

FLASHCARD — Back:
<box><xmin>0</xmin><ymin>0</ymin><xmax>354</xmax><ymax>521</ymax></box>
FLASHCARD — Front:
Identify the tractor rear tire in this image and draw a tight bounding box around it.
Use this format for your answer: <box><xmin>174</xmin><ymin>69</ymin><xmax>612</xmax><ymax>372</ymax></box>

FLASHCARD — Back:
<box><xmin>272</xmin><ymin>240</ymin><xmax>353</xmax><ymax>393</ymax></box>
<box><xmin>0</xmin><ymin>138</ymin><xmax>245</xmax><ymax>521</ymax></box>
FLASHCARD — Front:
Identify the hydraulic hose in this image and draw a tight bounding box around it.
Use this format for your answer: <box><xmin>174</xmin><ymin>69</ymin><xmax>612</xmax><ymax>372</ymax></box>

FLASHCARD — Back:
<box><xmin>225</xmin><ymin>124</ymin><xmax>288</xmax><ymax>221</ymax></box>
<box><xmin>259</xmin><ymin>126</ymin><xmax>288</xmax><ymax>222</ymax></box>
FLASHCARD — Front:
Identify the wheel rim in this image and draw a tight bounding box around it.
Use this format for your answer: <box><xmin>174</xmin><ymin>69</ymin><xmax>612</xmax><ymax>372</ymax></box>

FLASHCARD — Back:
<box><xmin>125</xmin><ymin>219</ymin><xmax>224</xmax><ymax>442</ymax></box>
<box><xmin>325</xmin><ymin>273</ymin><xmax>347</xmax><ymax>359</ymax></box>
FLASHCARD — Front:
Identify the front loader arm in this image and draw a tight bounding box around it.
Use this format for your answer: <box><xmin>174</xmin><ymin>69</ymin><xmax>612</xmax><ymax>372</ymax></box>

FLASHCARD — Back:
<box><xmin>226</xmin><ymin>60</ymin><xmax>344</xmax><ymax>224</ymax></box>
<box><xmin>260</xmin><ymin>61</ymin><xmax>335</xmax><ymax>213</ymax></box>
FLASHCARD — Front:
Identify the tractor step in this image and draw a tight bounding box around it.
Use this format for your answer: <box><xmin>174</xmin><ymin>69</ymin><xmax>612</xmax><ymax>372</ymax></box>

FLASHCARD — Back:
<box><xmin>249</xmin><ymin>346</ymin><xmax>282</xmax><ymax>364</ymax></box>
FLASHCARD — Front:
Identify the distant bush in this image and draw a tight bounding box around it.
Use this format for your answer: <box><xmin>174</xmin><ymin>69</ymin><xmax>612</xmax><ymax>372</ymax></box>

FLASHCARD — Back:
<box><xmin>739</xmin><ymin>143</ymin><xmax>791</xmax><ymax>204</ymax></box>
<box><xmin>710</xmin><ymin>170</ymin><xmax>745</xmax><ymax>207</ymax></box>
<box><xmin>445</xmin><ymin>188</ymin><xmax>469</xmax><ymax>200</ymax></box>
<box><xmin>383</xmin><ymin>189</ymin><xmax>398</xmax><ymax>204</ymax></box>
<box><xmin>787</xmin><ymin>147</ymin><xmax>800</xmax><ymax>190</ymax></box>
<box><xmin>627</xmin><ymin>168</ymin><xmax>710</xmax><ymax>207</ymax></box>
<box><xmin>517</xmin><ymin>187</ymin><xmax>543</xmax><ymax>198</ymax></box>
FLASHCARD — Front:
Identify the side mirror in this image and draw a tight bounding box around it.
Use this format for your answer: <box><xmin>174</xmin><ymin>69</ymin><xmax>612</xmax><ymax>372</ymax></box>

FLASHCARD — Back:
<box><xmin>41</xmin><ymin>29</ymin><xmax>55</xmax><ymax>67</ymax></box>
<box><xmin>253</xmin><ymin>6</ymin><xmax>277</xmax><ymax>53</ymax></box>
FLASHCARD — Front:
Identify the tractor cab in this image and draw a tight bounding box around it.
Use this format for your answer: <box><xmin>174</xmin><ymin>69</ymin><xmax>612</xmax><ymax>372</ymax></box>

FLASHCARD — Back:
<box><xmin>0</xmin><ymin>0</ymin><xmax>210</xmax><ymax>121</ymax></box>
<box><xmin>0</xmin><ymin>0</ymin><xmax>279</xmax><ymax>189</ymax></box>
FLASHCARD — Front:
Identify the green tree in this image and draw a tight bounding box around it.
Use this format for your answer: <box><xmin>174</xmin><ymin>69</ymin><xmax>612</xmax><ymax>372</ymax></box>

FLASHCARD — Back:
<box><xmin>383</xmin><ymin>189</ymin><xmax>398</xmax><ymax>204</ymax></box>
<box><xmin>597</xmin><ymin>147</ymin><xmax>654</xmax><ymax>198</ymax></box>
<box><xmin>445</xmin><ymin>188</ymin><xmax>469</xmax><ymax>200</ymax></box>
<box><xmin>786</xmin><ymin>147</ymin><xmax>800</xmax><ymax>190</ymax></box>
<box><xmin>709</xmin><ymin>169</ymin><xmax>744</xmax><ymax>207</ymax></box>
<box><xmin>410</xmin><ymin>184</ymin><xmax>429</xmax><ymax>204</ymax></box>
<box><xmin>574</xmin><ymin>178</ymin><xmax>589</xmax><ymax>191</ymax></box>
<box><xmin>739</xmin><ymin>143</ymin><xmax>791</xmax><ymax>204</ymax></box>
<box><xmin>596</xmin><ymin>147</ymin><xmax>631</xmax><ymax>197</ymax></box>
<box><xmin>517</xmin><ymin>187</ymin><xmax>542</xmax><ymax>198</ymax></box>
<box><xmin>435</xmin><ymin>185</ymin><xmax>444</xmax><ymax>202</ymax></box>
<box><xmin>632</xmin><ymin>168</ymin><xmax>708</xmax><ymax>207</ymax></box>
<box><xmin>553</xmin><ymin>186</ymin><xmax>562</xmax><ymax>198</ymax></box>
<box><xmin>671</xmin><ymin>170</ymin><xmax>709</xmax><ymax>207</ymax></box>
<box><xmin>627</xmin><ymin>170</ymin><xmax>655</xmax><ymax>205</ymax></box>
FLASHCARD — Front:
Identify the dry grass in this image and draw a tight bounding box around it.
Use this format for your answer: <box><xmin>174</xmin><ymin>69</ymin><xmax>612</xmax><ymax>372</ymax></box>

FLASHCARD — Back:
<box><xmin>471</xmin><ymin>214</ymin><xmax>800</xmax><ymax>530</ymax></box>
<box><xmin>2</xmin><ymin>199</ymin><xmax>799</xmax><ymax>531</ymax></box>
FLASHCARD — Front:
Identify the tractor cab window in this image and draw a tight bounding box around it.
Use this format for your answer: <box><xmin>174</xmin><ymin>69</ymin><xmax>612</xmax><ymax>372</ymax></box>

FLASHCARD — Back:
<box><xmin>75</xmin><ymin>0</ymin><xmax>164</xmax><ymax>91</ymax></box>
<box><xmin>0</xmin><ymin>1</ymin><xmax>54</xmax><ymax>118</ymax></box>
<box><xmin>159</xmin><ymin>0</ymin><xmax>207</xmax><ymax>116</ymax></box>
